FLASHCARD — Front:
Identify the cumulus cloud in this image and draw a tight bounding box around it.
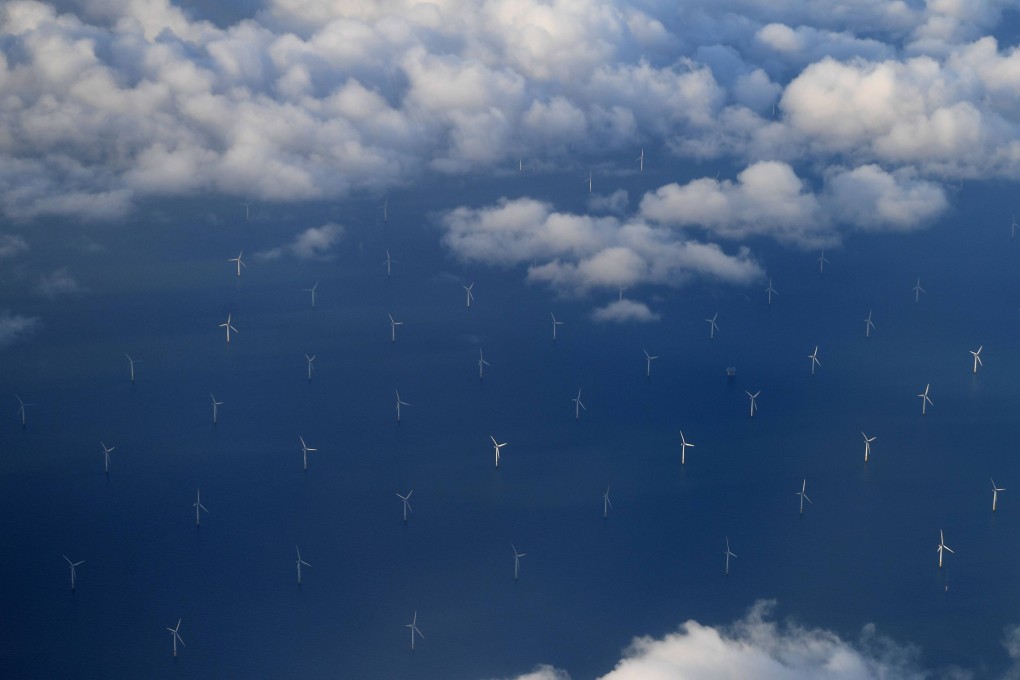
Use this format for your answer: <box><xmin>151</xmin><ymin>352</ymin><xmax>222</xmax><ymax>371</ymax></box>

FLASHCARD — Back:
<box><xmin>439</xmin><ymin>196</ymin><xmax>762</xmax><ymax>295</ymax></box>
<box><xmin>36</xmin><ymin>267</ymin><xmax>84</xmax><ymax>298</ymax></box>
<box><xmin>257</xmin><ymin>222</ymin><xmax>345</xmax><ymax>260</ymax></box>
<box><xmin>591</xmin><ymin>299</ymin><xmax>660</xmax><ymax>323</ymax></box>
<box><xmin>0</xmin><ymin>234</ymin><xmax>28</xmax><ymax>257</ymax></box>
<box><xmin>0</xmin><ymin>310</ymin><xmax>41</xmax><ymax>347</ymax></box>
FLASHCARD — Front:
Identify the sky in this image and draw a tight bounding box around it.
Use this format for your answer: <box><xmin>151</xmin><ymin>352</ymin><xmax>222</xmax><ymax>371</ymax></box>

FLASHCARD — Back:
<box><xmin>4</xmin><ymin>1</ymin><xmax>1020</xmax><ymax>678</ymax></box>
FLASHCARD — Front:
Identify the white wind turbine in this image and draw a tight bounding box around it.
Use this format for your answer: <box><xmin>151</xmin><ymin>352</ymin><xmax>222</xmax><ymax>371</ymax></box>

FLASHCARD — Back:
<box><xmin>643</xmin><ymin>348</ymin><xmax>658</xmax><ymax>378</ymax></box>
<box><xmin>396</xmin><ymin>490</ymin><xmax>413</xmax><ymax>523</ymax></box>
<box><xmin>299</xmin><ymin>436</ymin><xmax>317</xmax><ymax>471</ymax></box>
<box><xmin>463</xmin><ymin>283</ymin><xmax>475</xmax><ymax>307</ymax></box>
<box><xmin>937</xmin><ymin>529</ymin><xmax>954</xmax><ymax>568</ymax></box>
<box><xmin>193</xmin><ymin>488</ymin><xmax>208</xmax><ymax>526</ymax></box>
<box><xmin>636</xmin><ymin>148</ymin><xmax>645</xmax><ymax>173</ymax></box>
<box><xmin>746</xmin><ymin>391</ymin><xmax>759</xmax><ymax>418</ymax></box>
<box><xmin>405</xmin><ymin>611</ymin><xmax>423</xmax><ymax>651</ymax></box>
<box><xmin>572</xmin><ymin>388</ymin><xmax>586</xmax><ymax>421</ymax></box>
<box><xmin>705</xmin><ymin>312</ymin><xmax>719</xmax><ymax>340</ymax></box>
<box><xmin>602</xmin><ymin>485</ymin><xmax>613</xmax><ymax>519</ymax></box>
<box><xmin>210</xmin><ymin>393</ymin><xmax>223</xmax><ymax>424</ymax></box>
<box><xmin>865</xmin><ymin>310</ymin><xmax>875</xmax><ymax>338</ymax></box>
<box><xmin>16</xmin><ymin>394</ymin><xmax>33</xmax><ymax>427</ymax></box>
<box><xmin>913</xmin><ymin>277</ymin><xmax>925</xmax><ymax>303</ymax></box>
<box><xmin>295</xmin><ymin>546</ymin><xmax>311</xmax><ymax>585</ymax></box>
<box><xmin>918</xmin><ymin>383</ymin><xmax>933</xmax><ymax>416</ymax></box>
<box><xmin>381</xmin><ymin>199</ymin><xmax>388</xmax><ymax>223</ymax></box>
<box><xmin>219</xmin><ymin>313</ymin><xmax>238</xmax><ymax>344</ymax></box>
<box><xmin>679</xmin><ymin>430</ymin><xmax>694</xmax><ymax>465</ymax></box>
<box><xmin>63</xmin><ymin>554</ymin><xmax>84</xmax><ymax>591</ymax></box>
<box><xmin>817</xmin><ymin>250</ymin><xmax>830</xmax><ymax>273</ymax></box>
<box><xmin>992</xmin><ymin>478</ymin><xmax>1005</xmax><ymax>512</ymax></box>
<box><xmin>970</xmin><ymin>346</ymin><xmax>983</xmax><ymax>374</ymax></box>
<box><xmin>302</xmin><ymin>282</ymin><xmax>318</xmax><ymax>308</ymax></box>
<box><xmin>584</xmin><ymin>169</ymin><xmax>592</xmax><ymax>193</ymax></box>
<box><xmin>124</xmin><ymin>353</ymin><xmax>141</xmax><ymax>383</ymax></box>
<box><xmin>512</xmin><ymin>544</ymin><xmax>526</xmax><ymax>580</ymax></box>
<box><xmin>808</xmin><ymin>345</ymin><xmax>821</xmax><ymax>376</ymax></box>
<box><xmin>101</xmin><ymin>442</ymin><xmax>115</xmax><ymax>474</ymax></box>
<box><xmin>796</xmin><ymin>478</ymin><xmax>812</xmax><ymax>515</ymax></box>
<box><xmin>490</xmin><ymin>435</ymin><xmax>508</xmax><ymax>468</ymax></box>
<box><xmin>240</xmin><ymin>202</ymin><xmax>250</xmax><ymax>221</ymax></box>
<box><xmin>305</xmin><ymin>354</ymin><xmax>316</xmax><ymax>381</ymax></box>
<box><xmin>383</xmin><ymin>250</ymin><xmax>397</xmax><ymax>277</ymax></box>
<box><xmin>388</xmin><ymin>313</ymin><xmax>403</xmax><ymax>343</ymax></box>
<box><xmin>228</xmin><ymin>250</ymin><xmax>246</xmax><ymax>277</ymax></box>
<box><xmin>166</xmin><ymin>619</ymin><xmax>185</xmax><ymax>657</ymax></box>
<box><xmin>765</xmin><ymin>278</ymin><xmax>777</xmax><ymax>305</ymax></box>
<box><xmin>861</xmin><ymin>432</ymin><xmax>876</xmax><ymax>462</ymax></box>
<box><xmin>395</xmin><ymin>389</ymin><xmax>410</xmax><ymax>423</ymax></box>
<box><xmin>550</xmin><ymin>313</ymin><xmax>564</xmax><ymax>341</ymax></box>
<box><xmin>724</xmin><ymin>537</ymin><xmax>737</xmax><ymax>576</ymax></box>
<box><xmin>478</xmin><ymin>349</ymin><xmax>491</xmax><ymax>380</ymax></box>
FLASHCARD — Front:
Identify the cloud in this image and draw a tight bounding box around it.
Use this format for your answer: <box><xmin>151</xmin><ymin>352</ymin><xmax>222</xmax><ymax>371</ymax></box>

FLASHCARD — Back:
<box><xmin>0</xmin><ymin>233</ymin><xmax>28</xmax><ymax>258</ymax></box>
<box><xmin>487</xmin><ymin>665</ymin><xmax>570</xmax><ymax>680</ymax></box>
<box><xmin>587</xmin><ymin>189</ymin><xmax>629</xmax><ymax>215</ymax></box>
<box><xmin>0</xmin><ymin>310</ymin><xmax>40</xmax><ymax>347</ymax></box>
<box><xmin>823</xmin><ymin>164</ymin><xmax>949</xmax><ymax>231</ymax></box>
<box><xmin>439</xmin><ymin>196</ymin><xmax>762</xmax><ymax>295</ymax></box>
<box><xmin>591</xmin><ymin>299</ymin><xmax>661</xmax><ymax>323</ymax></box>
<box><xmin>36</xmin><ymin>267</ymin><xmax>84</xmax><ymax>298</ymax></box>
<box><xmin>257</xmin><ymin>222</ymin><xmax>345</xmax><ymax>260</ymax></box>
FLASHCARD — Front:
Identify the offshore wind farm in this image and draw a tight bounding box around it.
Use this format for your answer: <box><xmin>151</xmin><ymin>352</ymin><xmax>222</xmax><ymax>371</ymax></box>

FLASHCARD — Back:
<box><xmin>2</xmin><ymin>2</ymin><xmax>1020</xmax><ymax>679</ymax></box>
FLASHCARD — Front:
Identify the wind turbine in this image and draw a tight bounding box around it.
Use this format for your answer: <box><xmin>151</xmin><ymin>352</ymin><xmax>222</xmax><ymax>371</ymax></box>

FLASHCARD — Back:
<box><xmin>724</xmin><ymin>537</ymin><xmax>737</xmax><ymax>576</ymax></box>
<box><xmin>193</xmin><ymin>488</ymin><xmax>208</xmax><ymax>526</ymax></box>
<box><xmin>918</xmin><ymin>383</ymin><xmax>933</xmax><ymax>416</ymax></box>
<box><xmin>970</xmin><ymin>346</ymin><xmax>983</xmax><ymax>374</ymax></box>
<box><xmin>16</xmin><ymin>394</ymin><xmax>33</xmax><ymax>427</ymax></box>
<box><xmin>381</xmin><ymin>199</ymin><xmax>388</xmax><ymax>224</ymax></box>
<box><xmin>463</xmin><ymin>283</ymin><xmax>475</xmax><ymax>307</ymax></box>
<box><xmin>861</xmin><ymin>432</ymin><xmax>876</xmax><ymax>462</ymax></box>
<box><xmin>808</xmin><ymin>346</ymin><xmax>820</xmax><ymax>376</ymax></box>
<box><xmin>210</xmin><ymin>393</ymin><xmax>222</xmax><ymax>424</ymax></box>
<box><xmin>705</xmin><ymin>312</ymin><xmax>719</xmax><ymax>340</ymax></box>
<box><xmin>992</xmin><ymin>478</ymin><xmax>1005</xmax><ymax>512</ymax></box>
<box><xmin>302</xmin><ymin>282</ymin><xmax>318</xmax><ymax>308</ymax></box>
<box><xmin>913</xmin><ymin>277</ymin><xmax>925</xmax><ymax>303</ymax></box>
<box><xmin>228</xmin><ymin>250</ymin><xmax>246</xmax><ymax>277</ymax></box>
<box><xmin>643</xmin><ymin>348</ymin><xmax>658</xmax><ymax>378</ymax></box>
<box><xmin>395</xmin><ymin>389</ymin><xmax>410</xmax><ymax>423</ymax></box>
<box><xmin>937</xmin><ymin>529</ymin><xmax>954</xmax><ymax>568</ymax></box>
<box><xmin>219</xmin><ymin>313</ymin><xmax>238</xmax><ymax>344</ymax></box>
<box><xmin>818</xmin><ymin>250</ymin><xmax>830</xmax><ymax>273</ymax></box>
<box><xmin>602</xmin><ymin>485</ymin><xmax>612</xmax><ymax>519</ymax></box>
<box><xmin>865</xmin><ymin>310</ymin><xmax>875</xmax><ymax>338</ymax></box>
<box><xmin>101</xmin><ymin>442</ymin><xmax>115</xmax><ymax>474</ymax></box>
<box><xmin>636</xmin><ymin>148</ymin><xmax>644</xmax><ymax>173</ymax></box>
<box><xmin>796</xmin><ymin>478</ymin><xmax>812</xmax><ymax>515</ymax></box>
<box><xmin>396</xmin><ymin>490</ymin><xmax>413</xmax><ymax>523</ymax></box>
<box><xmin>585</xmin><ymin>169</ymin><xmax>592</xmax><ymax>193</ymax></box>
<box><xmin>383</xmin><ymin>250</ymin><xmax>397</xmax><ymax>277</ymax></box>
<box><xmin>405</xmin><ymin>611</ymin><xmax>423</xmax><ymax>651</ymax></box>
<box><xmin>746</xmin><ymin>391</ymin><xmax>759</xmax><ymax>418</ymax></box>
<box><xmin>550</xmin><ymin>313</ymin><xmax>564</xmax><ymax>341</ymax></box>
<box><xmin>295</xmin><ymin>546</ymin><xmax>310</xmax><ymax>585</ymax></box>
<box><xmin>63</xmin><ymin>555</ymin><xmax>83</xmax><ymax>591</ymax></box>
<box><xmin>124</xmin><ymin>353</ymin><xmax>141</xmax><ymax>383</ymax></box>
<box><xmin>240</xmin><ymin>202</ymin><xmax>250</xmax><ymax>221</ymax></box>
<box><xmin>299</xmin><ymin>436</ymin><xmax>317</xmax><ymax>471</ymax></box>
<box><xmin>572</xmin><ymin>388</ymin><xmax>586</xmax><ymax>421</ymax></box>
<box><xmin>388</xmin><ymin>313</ymin><xmax>403</xmax><ymax>342</ymax></box>
<box><xmin>478</xmin><ymin>349</ymin><xmax>491</xmax><ymax>380</ymax></box>
<box><xmin>166</xmin><ymin>619</ymin><xmax>185</xmax><ymax>657</ymax></box>
<box><xmin>679</xmin><ymin>430</ymin><xmax>694</xmax><ymax>465</ymax></box>
<box><xmin>490</xmin><ymin>435</ymin><xmax>507</xmax><ymax>468</ymax></box>
<box><xmin>765</xmin><ymin>278</ymin><xmax>777</xmax><ymax>305</ymax></box>
<box><xmin>512</xmin><ymin>544</ymin><xmax>526</xmax><ymax>580</ymax></box>
<box><xmin>305</xmin><ymin>354</ymin><xmax>316</xmax><ymax>381</ymax></box>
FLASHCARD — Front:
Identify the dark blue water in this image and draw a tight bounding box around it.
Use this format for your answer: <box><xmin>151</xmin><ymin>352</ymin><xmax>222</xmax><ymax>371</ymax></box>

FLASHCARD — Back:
<box><xmin>2</xmin><ymin>170</ymin><xmax>1019</xmax><ymax>678</ymax></box>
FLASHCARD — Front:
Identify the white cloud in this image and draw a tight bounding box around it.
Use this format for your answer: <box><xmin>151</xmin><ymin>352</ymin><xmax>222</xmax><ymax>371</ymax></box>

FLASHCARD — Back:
<box><xmin>257</xmin><ymin>222</ymin><xmax>346</xmax><ymax>261</ymax></box>
<box><xmin>823</xmin><ymin>164</ymin><xmax>948</xmax><ymax>231</ymax></box>
<box><xmin>0</xmin><ymin>310</ymin><xmax>40</xmax><ymax>347</ymax></box>
<box><xmin>36</xmin><ymin>267</ymin><xmax>84</xmax><ymax>298</ymax></box>
<box><xmin>0</xmin><ymin>233</ymin><xmax>28</xmax><ymax>257</ymax></box>
<box><xmin>486</xmin><ymin>665</ymin><xmax>570</xmax><ymax>680</ymax></box>
<box><xmin>591</xmin><ymin>299</ymin><xmax>660</xmax><ymax>323</ymax></box>
<box><xmin>587</xmin><ymin>189</ymin><xmax>629</xmax><ymax>215</ymax></box>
